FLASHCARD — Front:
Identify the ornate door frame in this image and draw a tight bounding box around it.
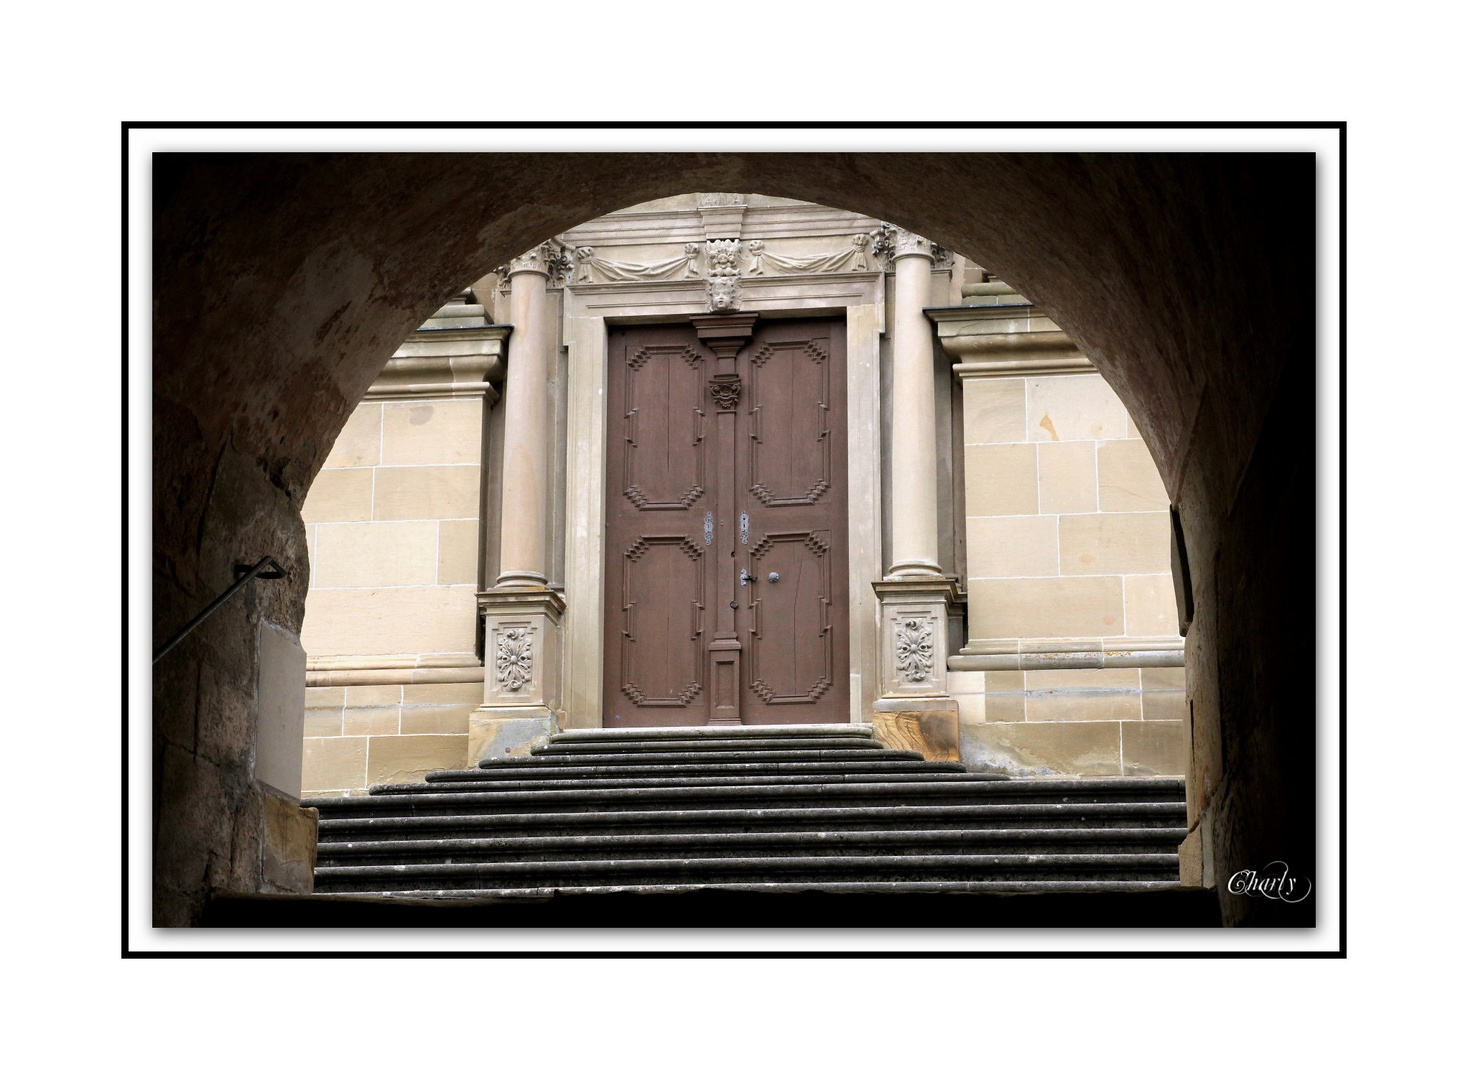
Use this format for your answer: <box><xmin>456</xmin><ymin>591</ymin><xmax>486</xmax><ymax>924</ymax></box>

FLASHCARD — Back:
<box><xmin>560</xmin><ymin>271</ymin><xmax>887</xmax><ymax>728</ymax></box>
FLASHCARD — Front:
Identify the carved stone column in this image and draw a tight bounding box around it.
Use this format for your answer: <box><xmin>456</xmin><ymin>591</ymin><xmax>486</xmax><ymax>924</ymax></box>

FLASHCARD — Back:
<box><xmin>872</xmin><ymin>227</ymin><xmax>959</xmax><ymax>760</ymax></box>
<box><xmin>471</xmin><ymin>242</ymin><xmax>564</xmax><ymax>764</ymax></box>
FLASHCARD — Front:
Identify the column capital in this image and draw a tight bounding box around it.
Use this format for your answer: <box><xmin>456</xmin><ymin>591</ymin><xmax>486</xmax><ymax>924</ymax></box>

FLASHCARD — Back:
<box><xmin>872</xmin><ymin>223</ymin><xmax>944</xmax><ymax>266</ymax></box>
<box><xmin>506</xmin><ymin>240</ymin><xmax>571</xmax><ymax>280</ymax></box>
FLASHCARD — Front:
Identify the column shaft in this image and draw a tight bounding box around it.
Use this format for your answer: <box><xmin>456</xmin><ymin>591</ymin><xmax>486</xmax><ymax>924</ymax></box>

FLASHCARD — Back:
<box><xmin>888</xmin><ymin>248</ymin><xmax>943</xmax><ymax>578</ymax></box>
<box><xmin>497</xmin><ymin>264</ymin><xmax>551</xmax><ymax>587</ymax></box>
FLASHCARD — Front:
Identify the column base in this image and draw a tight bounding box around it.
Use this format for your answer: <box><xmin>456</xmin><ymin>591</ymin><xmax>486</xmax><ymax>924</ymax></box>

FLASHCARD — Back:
<box><xmin>468</xmin><ymin>711</ymin><xmax>559</xmax><ymax>766</ymax></box>
<box><xmin>871</xmin><ymin>698</ymin><xmax>960</xmax><ymax>763</ymax></box>
<box><xmin>884</xmin><ymin>560</ymin><xmax>946</xmax><ymax>579</ymax></box>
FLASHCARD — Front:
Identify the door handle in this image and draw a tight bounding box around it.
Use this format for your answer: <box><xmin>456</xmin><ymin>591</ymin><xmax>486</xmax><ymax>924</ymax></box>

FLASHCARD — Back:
<box><xmin>739</xmin><ymin>568</ymin><xmax>752</xmax><ymax>587</ymax></box>
<box><xmin>767</xmin><ymin>572</ymin><xmax>780</xmax><ymax>583</ymax></box>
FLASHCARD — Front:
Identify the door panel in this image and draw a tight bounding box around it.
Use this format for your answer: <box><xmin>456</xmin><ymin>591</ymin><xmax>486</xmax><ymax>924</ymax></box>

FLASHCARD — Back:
<box><xmin>604</xmin><ymin>318</ymin><xmax>848</xmax><ymax>727</ymax></box>
<box><xmin>747</xmin><ymin>530</ymin><xmax>835</xmax><ymax>706</ymax></box>
<box><xmin>748</xmin><ymin>336</ymin><xmax>834</xmax><ymax>507</ymax></box>
<box><xmin>604</xmin><ymin>326</ymin><xmax>710</xmax><ymax>726</ymax></box>
<box><xmin>618</xmin><ymin>535</ymin><xmax>705</xmax><ymax>707</ymax></box>
<box><xmin>737</xmin><ymin>320</ymin><xmax>848</xmax><ymax>725</ymax></box>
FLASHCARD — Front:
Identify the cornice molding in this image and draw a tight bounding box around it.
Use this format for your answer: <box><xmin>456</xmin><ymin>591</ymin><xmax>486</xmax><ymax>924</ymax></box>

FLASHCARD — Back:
<box><xmin>929</xmin><ymin>304</ymin><xmax>1089</xmax><ymax>376</ymax></box>
<box><xmin>367</xmin><ymin>325</ymin><xmax>511</xmax><ymax>400</ymax></box>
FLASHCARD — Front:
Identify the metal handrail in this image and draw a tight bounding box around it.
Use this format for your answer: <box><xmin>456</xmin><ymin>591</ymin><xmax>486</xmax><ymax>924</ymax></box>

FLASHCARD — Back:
<box><xmin>152</xmin><ymin>556</ymin><xmax>288</xmax><ymax>663</ymax></box>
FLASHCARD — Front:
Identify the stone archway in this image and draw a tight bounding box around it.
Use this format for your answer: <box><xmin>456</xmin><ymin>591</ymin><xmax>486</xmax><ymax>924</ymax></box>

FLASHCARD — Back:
<box><xmin>152</xmin><ymin>152</ymin><xmax>1316</xmax><ymax>927</ymax></box>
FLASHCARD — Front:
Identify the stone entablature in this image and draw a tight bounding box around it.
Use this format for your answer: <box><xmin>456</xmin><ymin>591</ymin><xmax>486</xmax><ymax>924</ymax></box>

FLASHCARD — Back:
<box><xmin>496</xmin><ymin>194</ymin><xmax>896</xmax><ymax>305</ymax></box>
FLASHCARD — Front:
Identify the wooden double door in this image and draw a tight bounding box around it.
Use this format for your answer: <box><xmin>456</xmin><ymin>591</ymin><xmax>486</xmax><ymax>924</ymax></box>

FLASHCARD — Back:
<box><xmin>603</xmin><ymin>317</ymin><xmax>849</xmax><ymax>727</ymax></box>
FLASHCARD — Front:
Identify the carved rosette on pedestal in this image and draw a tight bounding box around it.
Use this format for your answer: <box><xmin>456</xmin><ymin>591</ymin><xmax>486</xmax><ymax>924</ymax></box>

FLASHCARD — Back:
<box><xmin>871</xmin><ymin>579</ymin><xmax>960</xmax><ymax>705</ymax></box>
<box><xmin>495</xmin><ymin>626</ymin><xmax>535</xmax><ymax>691</ymax></box>
<box><xmin>870</xmin><ymin>578</ymin><xmax>962</xmax><ymax>762</ymax></box>
<box><xmin>894</xmin><ymin>617</ymin><xmax>935</xmax><ymax>685</ymax></box>
<box><xmin>471</xmin><ymin>588</ymin><xmax>567</xmax><ymax>762</ymax></box>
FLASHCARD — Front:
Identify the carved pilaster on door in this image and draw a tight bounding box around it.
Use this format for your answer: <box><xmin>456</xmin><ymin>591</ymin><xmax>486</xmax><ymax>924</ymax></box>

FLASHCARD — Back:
<box><xmin>708</xmin><ymin>374</ymin><xmax>742</xmax><ymax>410</ymax></box>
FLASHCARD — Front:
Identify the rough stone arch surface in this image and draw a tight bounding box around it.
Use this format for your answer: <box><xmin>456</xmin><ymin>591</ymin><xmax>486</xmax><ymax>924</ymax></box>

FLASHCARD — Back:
<box><xmin>151</xmin><ymin>152</ymin><xmax>1316</xmax><ymax>927</ymax></box>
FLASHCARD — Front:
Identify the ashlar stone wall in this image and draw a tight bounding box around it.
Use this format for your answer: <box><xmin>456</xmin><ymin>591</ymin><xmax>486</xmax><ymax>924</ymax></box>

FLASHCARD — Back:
<box><xmin>938</xmin><ymin>284</ymin><xmax>1186</xmax><ymax>777</ymax></box>
<box><xmin>299</xmin><ymin>314</ymin><xmax>505</xmax><ymax>795</ymax></box>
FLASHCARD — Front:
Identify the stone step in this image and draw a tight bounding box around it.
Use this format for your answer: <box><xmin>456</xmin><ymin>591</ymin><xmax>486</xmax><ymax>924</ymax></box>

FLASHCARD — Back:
<box><xmin>530</xmin><ymin>737</ymin><xmax>888</xmax><ymax>755</ymax></box>
<box><xmin>312</xmin><ymin>851</ymin><xmax>1181</xmax><ymax>891</ymax></box>
<box><xmin>385</xmin><ymin>771</ymin><xmax>984</xmax><ymax>796</ymax></box>
<box><xmin>314</xmin><ymin>801</ymin><xmax>1188</xmax><ymax>842</ymax></box>
<box><xmin>304</xmin><ymin>723</ymin><xmax>1187</xmax><ymax>899</ymax></box>
<box><xmin>316</xmin><ymin>826</ymin><xmax>1190</xmax><ymax>866</ymax></box>
<box><xmin>309</xmin><ymin>878</ymin><xmax>1196</xmax><ymax>903</ymax></box>
<box><xmin>310</xmin><ymin>780</ymin><xmax>1186</xmax><ymax>819</ymax></box>
<box><xmin>424</xmin><ymin>759</ymin><xmax>969</xmax><ymax>785</ymax></box>
<box><xmin>477</xmin><ymin>748</ymin><xmax>927</xmax><ymax>768</ymax></box>
<box><xmin>547</xmin><ymin>724</ymin><xmax>876</xmax><ymax>742</ymax></box>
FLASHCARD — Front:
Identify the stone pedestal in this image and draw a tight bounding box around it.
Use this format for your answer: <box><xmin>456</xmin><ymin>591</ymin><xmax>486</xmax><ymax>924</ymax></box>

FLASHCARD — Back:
<box><xmin>871</xmin><ymin>578</ymin><xmax>961</xmax><ymax>760</ymax></box>
<box><xmin>468</xmin><ymin>588</ymin><xmax>565</xmax><ymax>764</ymax></box>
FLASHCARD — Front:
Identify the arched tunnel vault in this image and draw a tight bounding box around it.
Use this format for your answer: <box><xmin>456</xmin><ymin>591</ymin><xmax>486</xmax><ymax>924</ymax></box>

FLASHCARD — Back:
<box><xmin>151</xmin><ymin>152</ymin><xmax>1317</xmax><ymax>927</ymax></box>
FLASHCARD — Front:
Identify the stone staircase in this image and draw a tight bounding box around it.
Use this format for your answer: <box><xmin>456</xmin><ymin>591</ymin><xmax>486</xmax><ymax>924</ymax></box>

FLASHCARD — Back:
<box><xmin>304</xmin><ymin>724</ymin><xmax>1189</xmax><ymax>900</ymax></box>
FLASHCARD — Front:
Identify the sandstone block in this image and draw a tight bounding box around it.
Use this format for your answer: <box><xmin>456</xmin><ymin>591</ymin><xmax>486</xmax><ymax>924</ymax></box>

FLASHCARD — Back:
<box><xmin>967</xmin><ymin>576</ymin><xmax>1124</xmax><ymax>639</ymax></box>
<box><xmin>965</xmin><ymin>443</ymin><xmax>1038</xmax><ymax>516</ymax></box>
<box><xmin>302</xmin><ymin>467</ymin><xmax>374</xmax><ymax>524</ymax></box>
<box><xmin>1124</xmin><ymin>573</ymin><xmax>1182</xmax><ymax>637</ymax></box>
<box><xmin>321</xmin><ymin>404</ymin><xmax>382</xmax><ymax>469</ymax></box>
<box><xmin>438</xmin><ymin>518</ymin><xmax>481</xmax><ymax>585</ymax></box>
<box><xmin>966</xmin><ymin>515</ymin><xmax>1058</xmax><ymax>578</ymax></box>
<box><xmin>367</xmin><ymin>734</ymin><xmax>471</xmax><ymax>787</ymax></box>
<box><xmin>1027</xmin><ymin>374</ymin><xmax>1128</xmax><ymax>442</ymax></box>
<box><xmin>313</xmin><ymin>520</ymin><xmax>439</xmax><ymax>587</ymax></box>
<box><xmin>1059</xmin><ymin>512</ymin><xmax>1171</xmax><ymax>575</ymax></box>
<box><xmin>1122</xmin><ymin>719</ymin><xmax>1188</xmax><ymax>776</ymax></box>
<box><xmin>961</xmin><ymin>378</ymin><xmax>1027</xmax><ymax>444</ymax></box>
<box><xmin>373</xmin><ymin>465</ymin><xmax>480</xmax><ymax>520</ymax></box>
<box><xmin>1098</xmin><ymin>438</ymin><xmax>1169</xmax><ymax>511</ymax></box>
<box><xmin>382</xmin><ymin>399</ymin><xmax>484</xmax><ymax>466</ymax></box>
<box><xmin>1037</xmin><ymin>440</ymin><xmax>1098</xmax><ymax>514</ymax></box>
<box><xmin>302</xmin><ymin>736</ymin><xmax>367</xmax><ymax>793</ymax></box>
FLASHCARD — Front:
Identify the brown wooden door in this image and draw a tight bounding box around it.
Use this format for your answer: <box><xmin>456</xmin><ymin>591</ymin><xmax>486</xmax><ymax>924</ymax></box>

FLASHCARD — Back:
<box><xmin>604</xmin><ymin>318</ymin><xmax>848</xmax><ymax>727</ymax></box>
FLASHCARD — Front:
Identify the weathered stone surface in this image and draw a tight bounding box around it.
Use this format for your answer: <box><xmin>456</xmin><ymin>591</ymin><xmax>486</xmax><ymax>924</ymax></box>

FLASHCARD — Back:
<box><xmin>262</xmin><ymin>792</ymin><xmax>317</xmax><ymax>894</ymax></box>
<box><xmin>872</xmin><ymin>709</ymin><xmax>961</xmax><ymax>762</ymax></box>
<box><xmin>468</xmin><ymin>715</ymin><xmax>558</xmax><ymax>766</ymax></box>
<box><xmin>1122</xmin><ymin>720</ymin><xmax>1189</xmax><ymax>776</ymax></box>
<box><xmin>959</xmin><ymin>720</ymin><xmax>1121</xmax><ymax>776</ymax></box>
<box><xmin>366</xmin><ymin>734</ymin><xmax>470</xmax><ymax>787</ymax></box>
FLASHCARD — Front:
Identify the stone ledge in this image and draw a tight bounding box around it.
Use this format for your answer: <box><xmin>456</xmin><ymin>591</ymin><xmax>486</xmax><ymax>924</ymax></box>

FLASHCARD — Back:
<box><xmin>951</xmin><ymin>639</ymin><xmax>1184</xmax><ymax>671</ymax></box>
<box><xmin>202</xmin><ymin>885</ymin><xmax>1223</xmax><ymax>929</ymax></box>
